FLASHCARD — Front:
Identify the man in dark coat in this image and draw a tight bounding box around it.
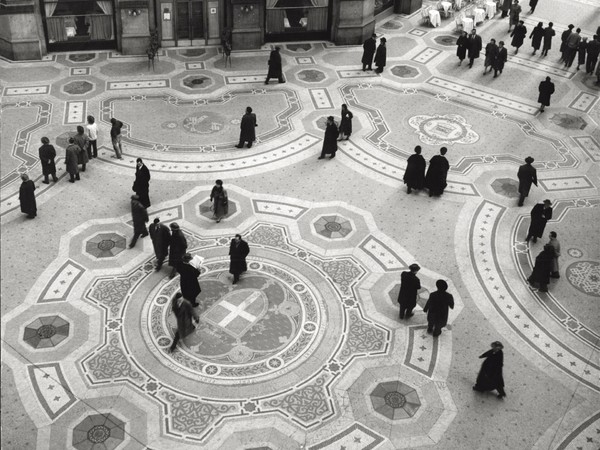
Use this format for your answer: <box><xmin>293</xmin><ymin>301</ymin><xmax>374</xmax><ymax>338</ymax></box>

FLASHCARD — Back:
<box><xmin>473</xmin><ymin>341</ymin><xmax>506</xmax><ymax>398</ymax></box>
<box><xmin>229</xmin><ymin>234</ymin><xmax>250</xmax><ymax>284</ymax></box>
<box><xmin>39</xmin><ymin>137</ymin><xmax>58</xmax><ymax>184</ymax></box>
<box><xmin>541</xmin><ymin>22</ymin><xmax>555</xmax><ymax>56</ymax></box>
<box><xmin>510</xmin><ymin>21</ymin><xmax>527</xmax><ymax>54</ymax></box>
<box><xmin>265</xmin><ymin>46</ymin><xmax>284</xmax><ymax>84</ymax></box>
<box><xmin>529</xmin><ymin>22</ymin><xmax>544</xmax><ymax>55</ymax></box>
<box><xmin>517</xmin><ymin>156</ymin><xmax>537</xmax><ymax>206</ymax></box>
<box><xmin>559</xmin><ymin>24</ymin><xmax>574</xmax><ymax>62</ymax></box>
<box><xmin>73</xmin><ymin>125</ymin><xmax>89</xmax><ymax>172</ymax></box>
<box><xmin>132</xmin><ymin>158</ymin><xmax>151</xmax><ymax>208</ymax></box>
<box><xmin>467</xmin><ymin>28</ymin><xmax>483</xmax><ymax>68</ymax></box>
<box><xmin>177</xmin><ymin>253</ymin><xmax>201</xmax><ymax>306</ymax></box>
<box><xmin>235</xmin><ymin>107</ymin><xmax>257</xmax><ymax>149</ymax></box>
<box><xmin>374</xmin><ymin>37</ymin><xmax>387</xmax><ymax>74</ymax></box>
<box><xmin>110</xmin><ymin>117</ymin><xmax>124</xmax><ymax>159</ymax></box>
<box><xmin>528</xmin><ymin>244</ymin><xmax>555</xmax><ymax>292</ymax></box>
<box><xmin>403</xmin><ymin>146</ymin><xmax>426</xmax><ymax>194</ymax></box>
<box><xmin>500</xmin><ymin>0</ymin><xmax>510</xmax><ymax>17</ymax></box>
<box><xmin>456</xmin><ymin>31</ymin><xmax>469</xmax><ymax>65</ymax></box>
<box><xmin>65</xmin><ymin>137</ymin><xmax>81</xmax><ymax>183</ymax></box>
<box><xmin>362</xmin><ymin>33</ymin><xmax>377</xmax><ymax>71</ymax></box>
<box><xmin>528</xmin><ymin>0</ymin><xmax>538</xmax><ymax>13</ymax></box>
<box><xmin>129</xmin><ymin>195</ymin><xmax>149</xmax><ymax>248</ymax></box>
<box><xmin>169</xmin><ymin>293</ymin><xmax>199</xmax><ymax>353</ymax></box>
<box><xmin>318</xmin><ymin>116</ymin><xmax>339</xmax><ymax>159</ymax></box>
<box><xmin>425</xmin><ymin>147</ymin><xmax>450</xmax><ymax>197</ymax></box>
<box><xmin>493</xmin><ymin>41</ymin><xmax>508</xmax><ymax>77</ymax></box>
<box><xmin>537</xmin><ymin>76</ymin><xmax>555</xmax><ymax>112</ymax></box>
<box><xmin>397</xmin><ymin>264</ymin><xmax>421</xmax><ymax>319</ymax></box>
<box><xmin>149</xmin><ymin>217</ymin><xmax>171</xmax><ymax>271</ymax></box>
<box><xmin>576</xmin><ymin>37</ymin><xmax>588</xmax><ymax>71</ymax></box>
<box><xmin>586</xmin><ymin>35</ymin><xmax>600</xmax><ymax>74</ymax></box>
<box><xmin>168</xmin><ymin>222</ymin><xmax>188</xmax><ymax>278</ymax></box>
<box><xmin>483</xmin><ymin>38</ymin><xmax>498</xmax><ymax>75</ymax></box>
<box><xmin>526</xmin><ymin>200</ymin><xmax>552</xmax><ymax>243</ymax></box>
<box><xmin>19</xmin><ymin>173</ymin><xmax>37</xmax><ymax>219</ymax></box>
<box><xmin>508</xmin><ymin>0</ymin><xmax>522</xmax><ymax>32</ymax></box>
<box><xmin>423</xmin><ymin>280</ymin><xmax>454</xmax><ymax>337</ymax></box>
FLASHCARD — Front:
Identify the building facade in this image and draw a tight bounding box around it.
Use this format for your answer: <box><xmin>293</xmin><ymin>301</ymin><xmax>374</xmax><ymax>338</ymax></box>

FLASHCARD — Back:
<box><xmin>0</xmin><ymin>0</ymin><xmax>420</xmax><ymax>60</ymax></box>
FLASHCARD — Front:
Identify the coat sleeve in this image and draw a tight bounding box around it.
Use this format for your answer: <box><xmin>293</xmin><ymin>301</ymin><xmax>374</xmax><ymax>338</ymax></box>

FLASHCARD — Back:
<box><xmin>423</xmin><ymin>298</ymin><xmax>430</xmax><ymax>313</ymax></box>
<box><xmin>448</xmin><ymin>294</ymin><xmax>455</xmax><ymax>309</ymax></box>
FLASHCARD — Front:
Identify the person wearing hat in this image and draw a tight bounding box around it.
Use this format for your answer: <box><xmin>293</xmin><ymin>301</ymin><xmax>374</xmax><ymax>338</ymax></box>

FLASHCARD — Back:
<box><xmin>229</xmin><ymin>234</ymin><xmax>250</xmax><ymax>284</ymax></box>
<box><xmin>235</xmin><ymin>106</ymin><xmax>258</xmax><ymax>149</ymax></box>
<box><xmin>129</xmin><ymin>195</ymin><xmax>149</xmax><ymax>249</ymax></box>
<box><xmin>149</xmin><ymin>217</ymin><xmax>171</xmax><ymax>271</ymax></box>
<box><xmin>374</xmin><ymin>37</ymin><xmax>387</xmax><ymax>74</ymax></box>
<box><xmin>19</xmin><ymin>173</ymin><xmax>37</xmax><ymax>219</ymax></box>
<box><xmin>423</xmin><ymin>279</ymin><xmax>454</xmax><ymax>337</ymax></box>
<box><xmin>39</xmin><ymin>137</ymin><xmax>58</xmax><ymax>184</ymax></box>
<box><xmin>425</xmin><ymin>147</ymin><xmax>450</xmax><ymax>197</ymax></box>
<box><xmin>65</xmin><ymin>137</ymin><xmax>81</xmax><ymax>183</ymax></box>
<box><xmin>361</xmin><ymin>33</ymin><xmax>377</xmax><ymax>71</ymax></box>
<box><xmin>403</xmin><ymin>146</ymin><xmax>426</xmax><ymax>194</ymax></box>
<box><xmin>528</xmin><ymin>244</ymin><xmax>555</xmax><ymax>292</ymax></box>
<box><xmin>537</xmin><ymin>76</ymin><xmax>555</xmax><ymax>112</ymax></box>
<box><xmin>265</xmin><ymin>46</ymin><xmax>284</xmax><ymax>84</ymax></box>
<box><xmin>210</xmin><ymin>179</ymin><xmax>228</xmax><ymax>223</ymax></box>
<box><xmin>525</xmin><ymin>199</ymin><xmax>553</xmax><ymax>243</ymax></box>
<box><xmin>133</xmin><ymin>158</ymin><xmax>151</xmax><ymax>208</ymax></box>
<box><xmin>177</xmin><ymin>253</ymin><xmax>201</xmax><ymax>307</ymax></box>
<box><xmin>397</xmin><ymin>264</ymin><xmax>421</xmax><ymax>319</ymax></box>
<box><xmin>473</xmin><ymin>341</ymin><xmax>507</xmax><ymax>398</ymax></box>
<box><xmin>169</xmin><ymin>292</ymin><xmax>199</xmax><ymax>353</ymax></box>
<box><xmin>318</xmin><ymin>116</ymin><xmax>339</xmax><ymax>160</ymax></box>
<box><xmin>517</xmin><ymin>156</ymin><xmax>537</xmax><ymax>206</ymax></box>
<box><xmin>168</xmin><ymin>222</ymin><xmax>188</xmax><ymax>278</ymax></box>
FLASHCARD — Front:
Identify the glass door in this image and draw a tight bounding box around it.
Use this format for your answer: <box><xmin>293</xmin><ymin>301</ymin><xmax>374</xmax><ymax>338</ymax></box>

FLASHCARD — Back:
<box><xmin>175</xmin><ymin>0</ymin><xmax>204</xmax><ymax>46</ymax></box>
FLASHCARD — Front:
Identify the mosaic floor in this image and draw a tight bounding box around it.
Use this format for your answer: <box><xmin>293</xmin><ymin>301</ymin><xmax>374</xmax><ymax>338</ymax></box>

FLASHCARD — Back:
<box><xmin>1</xmin><ymin>1</ymin><xmax>600</xmax><ymax>449</ymax></box>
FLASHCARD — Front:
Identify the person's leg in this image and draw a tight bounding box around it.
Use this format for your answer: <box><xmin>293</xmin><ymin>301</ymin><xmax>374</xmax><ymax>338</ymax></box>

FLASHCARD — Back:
<box><xmin>264</xmin><ymin>76</ymin><xmax>270</xmax><ymax>85</ymax></box>
<box><xmin>433</xmin><ymin>324</ymin><xmax>442</xmax><ymax>337</ymax></box>
<box><xmin>468</xmin><ymin>57</ymin><xmax>474</xmax><ymax>68</ymax></box>
<box><xmin>539</xmin><ymin>281</ymin><xmax>548</xmax><ymax>292</ymax></box>
<box><xmin>112</xmin><ymin>138</ymin><xmax>120</xmax><ymax>158</ymax></box>
<box><xmin>129</xmin><ymin>232</ymin><xmax>140</xmax><ymax>248</ymax></box>
<box><xmin>91</xmin><ymin>139</ymin><xmax>98</xmax><ymax>158</ymax></box>
<box><xmin>405</xmin><ymin>308</ymin><xmax>414</xmax><ymax>318</ymax></box>
<box><xmin>75</xmin><ymin>169</ymin><xmax>80</xmax><ymax>180</ymax></box>
<box><xmin>518</xmin><ymin>192</ymin><xmax>525</xmax><ymax>206</ymax></box>
<box><xmin>247</xmin><ymin>140</ymin><xmax>252</xmax><ymax>148</ymax></box>
<box><xmin>399</xmin><ymin>305</ymin><xmax>406</xmax><ymax>319</ymax></box>
<box><xmin>156</xmin><ymin>254</ymin><xmax>164</xmax><ymax>271</ymax></box>
<box><xmin>427</xmin><ymin>321</ymin><xmax>433</xmax><ymax>333</ymax></box>
<box><xmin>233</xmin><ymin>273</ymin><xmax>239</xmax><ymax>284</ymax></box>
<box><xmin>497</xmin><ymin>386</ymin><xmax>506</xmax><ymax>398</ymax></box>
<box><xmin>81</xmin><ymin>163</ymin><xmax>86</xmax><ymax>172</ymax></box>
<box><xmin>169</xmin><ymin>331</ymin><xmax>180</xmax><ymax>352</ymax></box>
<box><xmin>43</xmin><ymin>174</ymin><xmax>49</xmax><ymax>184</ymax></box>
<box><xmin>117</xmin><ymin>135</ymin><xmax>123</xmax><ymax>158</ymax></box>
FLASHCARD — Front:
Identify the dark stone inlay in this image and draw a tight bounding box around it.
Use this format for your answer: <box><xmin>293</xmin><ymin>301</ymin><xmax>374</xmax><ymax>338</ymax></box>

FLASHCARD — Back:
<box><xmin>37</xmin><ymin>324</ymin><xmax>57</xmax><ymax>339</ymax></box>
<box><xmin>98</xmin><ymin>240</ymin><xmax>116</xmax><ymax>251</ymax></box>
<box><xmin>384</xmin><ymin>391</ymin><xmax>406</xmax><ymax>408</ymax></box>
<box><xmin>87</xmin><ymin>425</ymin><xmax>110</xmax><ymax>443</ymax></box>
<box><xmin>324</xmin><ymin>222</ymin><xmax>342</xmax><ymax>232</ymax></box>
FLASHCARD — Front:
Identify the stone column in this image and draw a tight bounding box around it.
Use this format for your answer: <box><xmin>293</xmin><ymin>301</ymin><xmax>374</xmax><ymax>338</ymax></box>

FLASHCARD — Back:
<box><xmin>394</xmin><ymin>0</ymin><xmax>422</xmax><ymax>14</ymax></box>
<box><xmin>0</xmin><ymin>0</ymin><xmax>44</xmax><ymax>60</ymax></box>
<box><xmin>118</xmin><ymin>0</ymin><xmax>151</xmax><ymax>55</ymax></box>
<box><xmin>230</xmin><ymin>0</ymin><xmax>261</xmax><ymax>50</ymax></box>
<box><xmin>334</xmin><ymin>0</ymin><xmax>375</xmax><ymax>46</ymax></box>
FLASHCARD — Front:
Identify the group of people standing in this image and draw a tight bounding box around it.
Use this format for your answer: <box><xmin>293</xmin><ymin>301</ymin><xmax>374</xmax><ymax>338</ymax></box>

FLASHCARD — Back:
<box><xmin>317</xmin><ymin>104</ymin><xmax>354</xmax><ymax>159</ymax></box>
<box><xmin>361</xmin><ymin>33</ymin><xmax>388</xmax><ymax>73</ymax></box>
<box><xmin>403</xmin><ymin>146</ymin><xmax>450</xmax><ymax>197</ymax></box>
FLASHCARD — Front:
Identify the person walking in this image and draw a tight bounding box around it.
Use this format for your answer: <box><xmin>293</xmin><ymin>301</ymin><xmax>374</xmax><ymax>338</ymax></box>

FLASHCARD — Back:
<box><xmin>508</xmin><ymin>0</ymin><xmax>522</xmax><ymax>32</ymax></box>
<box><xmin>537</xmin><ymin>76</ymin><xmax>555</xmax><ymax>112</ymax></box>
<box><xmin>178</xmin><ymin>253</ymin><xmax>201</xmax><ymax>307</ymax></box>
<box><xmin>86</xmin><ymin>115</ymin><xmax>98</xmax><ymax>158</ymax></box>
<box><xmin>362</xmin><ymin>33</ymin><xmax>377</xmax><ymax>71</ymax></box>
<box><xmin>473</xmin><ymin>342</ymin><xmax>507</xmax><ymax>399</ymax></box>
<box><xmin>149</xmin><ymin>217</ymin><xmax>171</xmax><ymax>271</ymax></box>
<box><xmin>129</xmin><ymin>195</ymin><xmax>149</xmax><ymax>248</ymax></box>
<box><xmin>456</xmin><ymin>31</ymin><xmax>469</xmax><ymax>65</ymax></box>
<box><xmin>493</xmin><ymin>41</ymin><xmax>508</xmax><ymax>77</ymax></box>
<box><xmin>38</xmin><ymin>137</ymin><xmax>58</xmax><ymax>184</ymax></box>
<box><xmin>510</xmin><ymin>20</ymin><xmax>527</xmax><ymax>54</ymax></box>
<box><xmin>425</xmin><ymin>147</ymin><xmax>450</xmax><ymax>197</ymax></box>
<box><xmin>547</xmin><ymin>231</ymin><xmax>561</xmax><ymax>278</ymax></box>
<box><xmin>586</xmin><ymin>35</ymin><xmax>600</xmax><ymax>74</ymax></box>
<box><xmin>19</xmin><ymin>173</ymin><xmax>37</xmax><ymax>219</ymax></box>
<box><xmin>423</xmin><ymin>280</ymin><xmax>454</xmax><ymax>337</ymax></box>
<box><xmin>65</xmin><ymin>137</ymin><xmax>81</xmax><ymax>183</ymax></box>
<box><xmin>110</xmin><ymin>117</ymin><xmax>124</xmax><ymax>159</ymax></box>
<box><xmin>132</xmin><ymin>158</ymin><xmax>151</xmax><ymax>208</ymax></box>
<box><xmin>559</xmin><ymin>24</ymin><xmax>574</xmax><ymax>62</ymax></box>
<box><xmin>318</xmin><ymin>116</ymin><xmax>339</xmax><ymax>160</ymax></box>
<box><xmin>525</xmin><ymin>199</ymin><xmax>553</xmax><ymax>243</ymax></box>
<box><xmin>235</xmin><ymin>106</ymin><xmax>257</xmax><ymax>149</ymax></box>
<box><xmin>168</xmin><ymin>223</ymin><xmax>187</xmax><ymax>278</ymax></box>
<box><xmin>338</xmin><ymin>104</ymin><xmax>353</xmax><ymax>141</ymax></box>
<box><xmin>168</xmin><ymin>293</ymin><xmax>199</xmax><ymax>353</ymax></box>
<box><xmin>530</xmin><ymin>22</ymin><xmax>544</xmax><ymax>55</ymax></box>
<box><xmin>210</xmin><ymin>180</ymin><xmax>228</xmax><ymax>223</ymax></box>
<box><xmin>500</xmin><ymin>0</ymin><xmax>510</xmax><ymax>18</ymax></box>
<box><xmin>229</xmin><ymin>234</ymin><xmax>250</xmax><ymax>284</ymax></box>
<box><xmin>374</xmin><ymin>37</ymin><xmax>387</xmax><ymax>74</ymax></box>
<box><xmin>517</xmin><ymin>156</ymin><xmax>537</xmax><ymax>206</ymax></box>
<box><xmin>397</xmin><ymin>264</ymin><xmax>421</xmax><ymax>319</ymax></box>
<box><xmin>564</xmin><ymin>27</ymin><xmax>581</xmax><ymax>67</ymax></box>
<box><xmin>541</xmin><ymin>22</ymin><xmax>555</xmax><ymax>56</ymax></box>
<box><xmin>403</xmin><ymin>146</ymin><xmax>426</xmax><ymax>194</ymax></box>
<box><xmin>576</xmin><ymin>37</ymin><xmax>588</xmax><ymax>70</ymax></box>
<box><xmin>265</xmin><ymin>46</ymin><xmax>284</xmax><ymax>84</ymax></box>
<box><xmin>528</xmin><ymin>0</ymin><xmax>538</xmax><ymax>13</ymax></box>
<box><xmin>73</xmin><ymin>125</ymin><xmax>89</xmax><ymax>172</ymax></box>
<box><xmin>528</xmin><ymin>244</ymin><xmax>555</xmax><ymax>292</ymax></box>
<box><xmin>467</xmin><ymin>28</ymin><xmax>483</xmax><ymax>68</ymax></box>
<box><xmin>483</xmin><ymin>38</ymin><xmax>498</xmax><ymax>74</ymax></box>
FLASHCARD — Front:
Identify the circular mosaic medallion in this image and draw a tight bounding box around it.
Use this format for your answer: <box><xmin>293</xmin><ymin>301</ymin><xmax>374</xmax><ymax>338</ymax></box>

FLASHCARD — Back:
<box><xmin>408</xmin><ymin>114</ymin><xmax>479</xmax><ymax>145</ymax></box>
<box><xmin>567</xmin><ymin>248</ymin><xmax>583</xmax><ymax>258</ymax></box>
<box><xmin>87</xmin><ymin>425</ymin><xmax>110</xmax><ymax>443</ymax></box>
<box><xmin>97</xmin><ymin>240</ymin><xmax>116</xmax><ymax>251</ymax></box>
<box><xmin>566</xmin><ymin>261</ymin><xmax>600</xmax><ymax>297</ymax></box>
<box><xmin>37</xmin><ymin>324</ymin><xmax>56</xmax><ymax>339</ymax></box>
<box><xmin>146</xmin><ymin>259</ymin><xmax>326</xmax><ymax>382</ymax></box>
<box><xmin>182</xmin><ymin>112</ymin><xmax>226</xmax><ymax>135</ymax></box>
<box><xmin>384</xmin><ymin>391</ymin><xmax>406</xmax><ymax>408</ymax></box>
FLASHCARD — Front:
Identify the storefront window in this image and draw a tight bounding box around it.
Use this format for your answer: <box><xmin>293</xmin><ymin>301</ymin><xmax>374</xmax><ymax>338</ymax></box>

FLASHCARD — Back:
<box><xmin>374</xmin><ymin>0</ymin><xmax>394</xmax><ymax>16</ymax></box>
<box><xmin>42</xmin><ymin>0</ymin><xmax>115</xmax><ymax>44</ymax></box>
<box><xmin>266</xmin><ymin>0</ymin><xmax>329</xmax><ymax>35</ymax></box>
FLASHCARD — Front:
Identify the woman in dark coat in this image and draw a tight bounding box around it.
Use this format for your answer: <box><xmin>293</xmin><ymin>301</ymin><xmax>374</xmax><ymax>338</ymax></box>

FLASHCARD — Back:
<box><xmin>132</xmin><ymin>158</ymin><xmax>151</xmax><ymax>208</ymax></box>
<box><xmin>374</xmin><ymin>37</ymin><xmax>387</xmax><ymax>74</ymax></box>
<box><xmin>39</xmin><ymin>137</ymin><xmax>58</xmax><ymax>184</ymax></box>
<box><xmin>510</xmin><ymin>21</ymin><xmax>527</xmax><ymax>53</ymax></box>
<box><xmin>403</xmin><ymin>146</ymin><xmax>426</xmax><ymax>194</ymax></box>
<box><xmin>169</xmin><ymin>293</ymin><xmax>199</xmax><ymax>353</ymax></box>
<box><xmin>473</xmin><ymin>341</ymin><xmax>507</xmax><ymax>398</ymax></box>
<box><xmin>236</xmin><ymin>106</ymin><xmax>257</xmax><ymax>149</ymax></box>
<box><xmin>19</xmin><ymin>173</ymin><xmax>37</xmax><ymax>219</ymax></box>
<box><xmin>493</xmin><ymin>41</ymin><xmax>508</xmax><ymax>77</ymax></box>
<box><xmin>525</xmin><ymin>200</ymin><xmax>552</xmax><ymax>243</ymax></box>
<box><xmin>168</xmin><ymin>222</ymin><xmax>188</xmax><ymax>278</ymax></box>
<box><xmin>537</xmin><ymin>76</ymin><xmax>555</xmax><ymax>111</ymax></box>
<box><xmin>397</xmin><ymin>264</ymin><xmax>421</xmax><ymax>319</ymax></box>
<box><xmin>425</xmin><ymin>147</ymin><xmax>450</xmax><ymax>197</ymax></box>
<box><xmin>265</xmin><ymin>46</ymin><xmax>284</xmax><ymax>84</ymax></box>
<box><xmin>229</xmin><ymin>234</ymin><xmax>250</xmax><ymax>284</ymax></box>
<box><xmin>423</xmin><ymin>280</ymin><xmax>454</xmax><ymax>337</ymax></box>
<box><xmin>210</xmin><ymin>179</ymin><xmax>229</xmax><ymax>223</ymax></box>
<box><xmin>530</xmin><ymin>22</ymin><xmax>544</xmax><ymax>55</ymax></box>
<box><xmin>338</xmin><ymin>104</ymin><xmax>353</xmax><ymax>140</ymax></box>
<box><xmin>456</xmin><ymin>31</ymin><xmax>469</xmax><ymax>65</ymax></box>
<box><xmin>65</xmin><ymin>137</ymin><xmax>80</xmax><ymax>183</ymax></box>
<box><xmin>178</xmin><ymin>253</ymin><xmax>201</xmax><ymax>306</ymax></box>
<box><xmin>318</xmin><ymin>116</ymin><xmax>339</xmax><ymax>159</ymax></box>
<box><xmin>528</xmin><ymin>244</ymin><xmax>555</xmax><ymax>292</ymax></box>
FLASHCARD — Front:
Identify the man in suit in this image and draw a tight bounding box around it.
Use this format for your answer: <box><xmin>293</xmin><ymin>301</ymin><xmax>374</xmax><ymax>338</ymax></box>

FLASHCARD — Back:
<box><xmin>517</xmin><ymin>156</ymin><xmax>537</xmax><ymax>206</ymax></box>
<box><xmin>467</xmin><ymin>28</ymin><xmax>483</xmax><ymax>68</ymax></box>
<box><xmin>235</xmin><ymin>107</ymin><xmax>257</xmax><ymax>149</ymax></box>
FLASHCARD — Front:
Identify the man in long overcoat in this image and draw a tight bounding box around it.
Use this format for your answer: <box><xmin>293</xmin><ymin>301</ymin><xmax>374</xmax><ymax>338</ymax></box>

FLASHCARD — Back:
<box><xmin>423</xmin><ymin>280</ymin><xmax>454</xmax><ymax>337</ymax></box>
<box><xmin>133</xmin><ymin>158</ymin><xmax>151</xmax><ymax>208</ymax></box>
<box><xmin>425</xmin><ymin>147</ymin><xmax>450</xmax><ymax>197</ymax></box>
<box><xmin>39</xmin><ymin>137</ymin><xmax>58</xmax><ymax>184</ymax></box>
<box><xmin>493</xmin><ymin>41</ymin><xmax>508</xmax><ymax>77</ymax></box>
<box><xmin>517</xmin><ymin>156</ymin><xmax>537</xmax><ymax>206</ymax></box>
<box><xmin>65</xmin><ymin>137</ymin><xmax>81</xmax><ymax>183</ymax></box>
<box><xmin>73</xmin><ymin>125</ymin><xmax>89</xmax><ymax>172</ymax></box>
<box><xmin>541</xmin><ymin>22</ymin><xmax>555</xmax><ymax>56</ymax></box>
<box><xmin>149</xmin><ymin>217</ymin><xmax>171</xmax><ymax>271</ymax></box>
<box><xmin>473</xmin><ymin>341</ymin><xmax>507</xmax><ymax>398</ymax></box>
<box><xmin>236</xmin><ymin>107</ymin><xmax>257</xmax><ymax>149</ymax></box>
<box><xmin>526</xmin><ymin>200</ymin><xmax>553</xmax><ymax>243</ymax></box>
<box><xmin>318</xmin><ymin>116</ymin><xmax>339</xmax><ymax>159</ymax></box>
<box><xmin>538</xmin><ymin>76</ymin><xmax>555</xmax><ymax>112</ymax></box>
<box><xmin>169</xmin><ymin>222</ymin><xmax>188</xmax><ymax>278</ymax></box>
<box><xmin>229</xmin><ymin>234</ymin><xmax>250</xmax><ymax>284</ymax></box>
<box><xmin>403</xmin><ymin>146</ymin><xmax>426</xmax><ymax>194</ymax></box>
<box><xmin>467</xmin><ymin>29</ymin><xmax>483</xmax><ymax>68</ymax></box>
<box><xmin>362</xmin><ymin>34</ymin><xmax>377</xmax><ymax>71</ymax></box>
<box><xmin>177</xmin><ymin>253</ymin><xmax>201</xmax><ymax>306</ymax></box>
<box><xmin>398</xmin><ymin>264</ymin><xmax>421</xmax><ymax>319</ymax></box>
<box><xmin>129</xmin><ymin>195</ymin><xmax>149</xmax><ymax>248</ymax></box>
<box><xmin>265</xmin><ymin>46</ymin><xmax>284</xmax><ymax>84</ymax></box>
<box><xmin>510</xmin><ymin>21</ymin><xmax>527</xmax><ymax>53</ymax></box>
<box><xmin>374</xmin><ymin>37</ymin><xmax>387</xmax><ymax>73</ymax></box>
<box><xmin>19</xmin><ymin>173</ymin><xmax>37</xmax><ymax>219</ymax></box>
<box><xmin>169</xmin><ymin>293</ymin><xmax>199</xmax><ymax>353</ymax></box>
<box><xmin>528</xmin><ymin>244</ymin><xmax>555</xmax><ymax>292</ymax></box>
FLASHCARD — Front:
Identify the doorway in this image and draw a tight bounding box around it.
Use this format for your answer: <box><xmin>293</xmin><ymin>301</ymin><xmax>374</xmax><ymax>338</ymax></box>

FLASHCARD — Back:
<box><xmin>175</xmin><ymin>0</ymin><xmax>204</xmax><ymax>45</ymax></box>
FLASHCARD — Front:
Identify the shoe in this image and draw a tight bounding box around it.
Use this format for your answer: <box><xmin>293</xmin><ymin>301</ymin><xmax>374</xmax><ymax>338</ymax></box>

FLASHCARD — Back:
<box><xmin>191</xmin><ymin>302</ymin><xmax>200</xmax><ymax>307</ymax></box>
<box><xmin>493</xmin><ymin>74</ymin><xmax>498</xmax><ymax>78</ymax></box>
<box><xmin>317</xmin><ymin>156</ymin><xmax>325</xmax><ymax>160</ymax></box>
<box><xmin>69</xmin><ymin>179</ymin><xmax>75</xmax><ymax>183</ymax></box>
<box><xmin>497</xmin><ymin>394</ymin><xmax>506</xmax><ymax>399</ymax></box>
<box><xmin>426</xmin><ymin>329</ymin><xmax>433</xmax><ymax>334</ymax></box>
<box><xmin>247</xmin><ymin>144</ymin><xmax>252</xmax><ymax>148</ymax></box>
<box><xmin>141</xmin><ymin>233</ymin><xmax>149</xmax><ymax>238</ymax></box>
<box><xmin>406</xmin><ymin>312</ymin><xmax>414</xmax><ymax>318</ymax></box>
<box><xmin>235</xmin><ymin>145</ymin><xmax>243</xmax><ymax>148</ymax></box>
<box><xmin>128</xmin><ymin>244</ymin><xmax>135</xmax><ymax>249</ymax></box>
<box><xmin>155</xmin><ymin>266</ymin><xmax>162</xmax><ymax>272</ymax></box>
<box><xmin>330</xmin><ymin>154</ymin><xmax>335</xmax><ymax>159</ymax></box>
<box><xmin>407</xmin><ymin>189</ymin><xmax>412</xmax><ymax>194</ymax></box>
<box><xmin>532</xmin><ymin>237</ymin><xmax>537</xmax><ymax>243</ymax></box>
<box><xmin>216</xmin><ymin>219</ymin><xmax>221</xmax><ymax>223</ymax></box>
<box><xmin>264</xmin><ymin>81</ymin><xmax>269</xmax><ymax>85</ymax></box>
<box><xmin>42</xmin><ymin>180</ymin><xmax>50</xmax><ymax>185</ymax></box>
<box><xmin>75</xmin><ymin>176</ymin><xmax>80</xmax><ymax>180</ymax></box>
